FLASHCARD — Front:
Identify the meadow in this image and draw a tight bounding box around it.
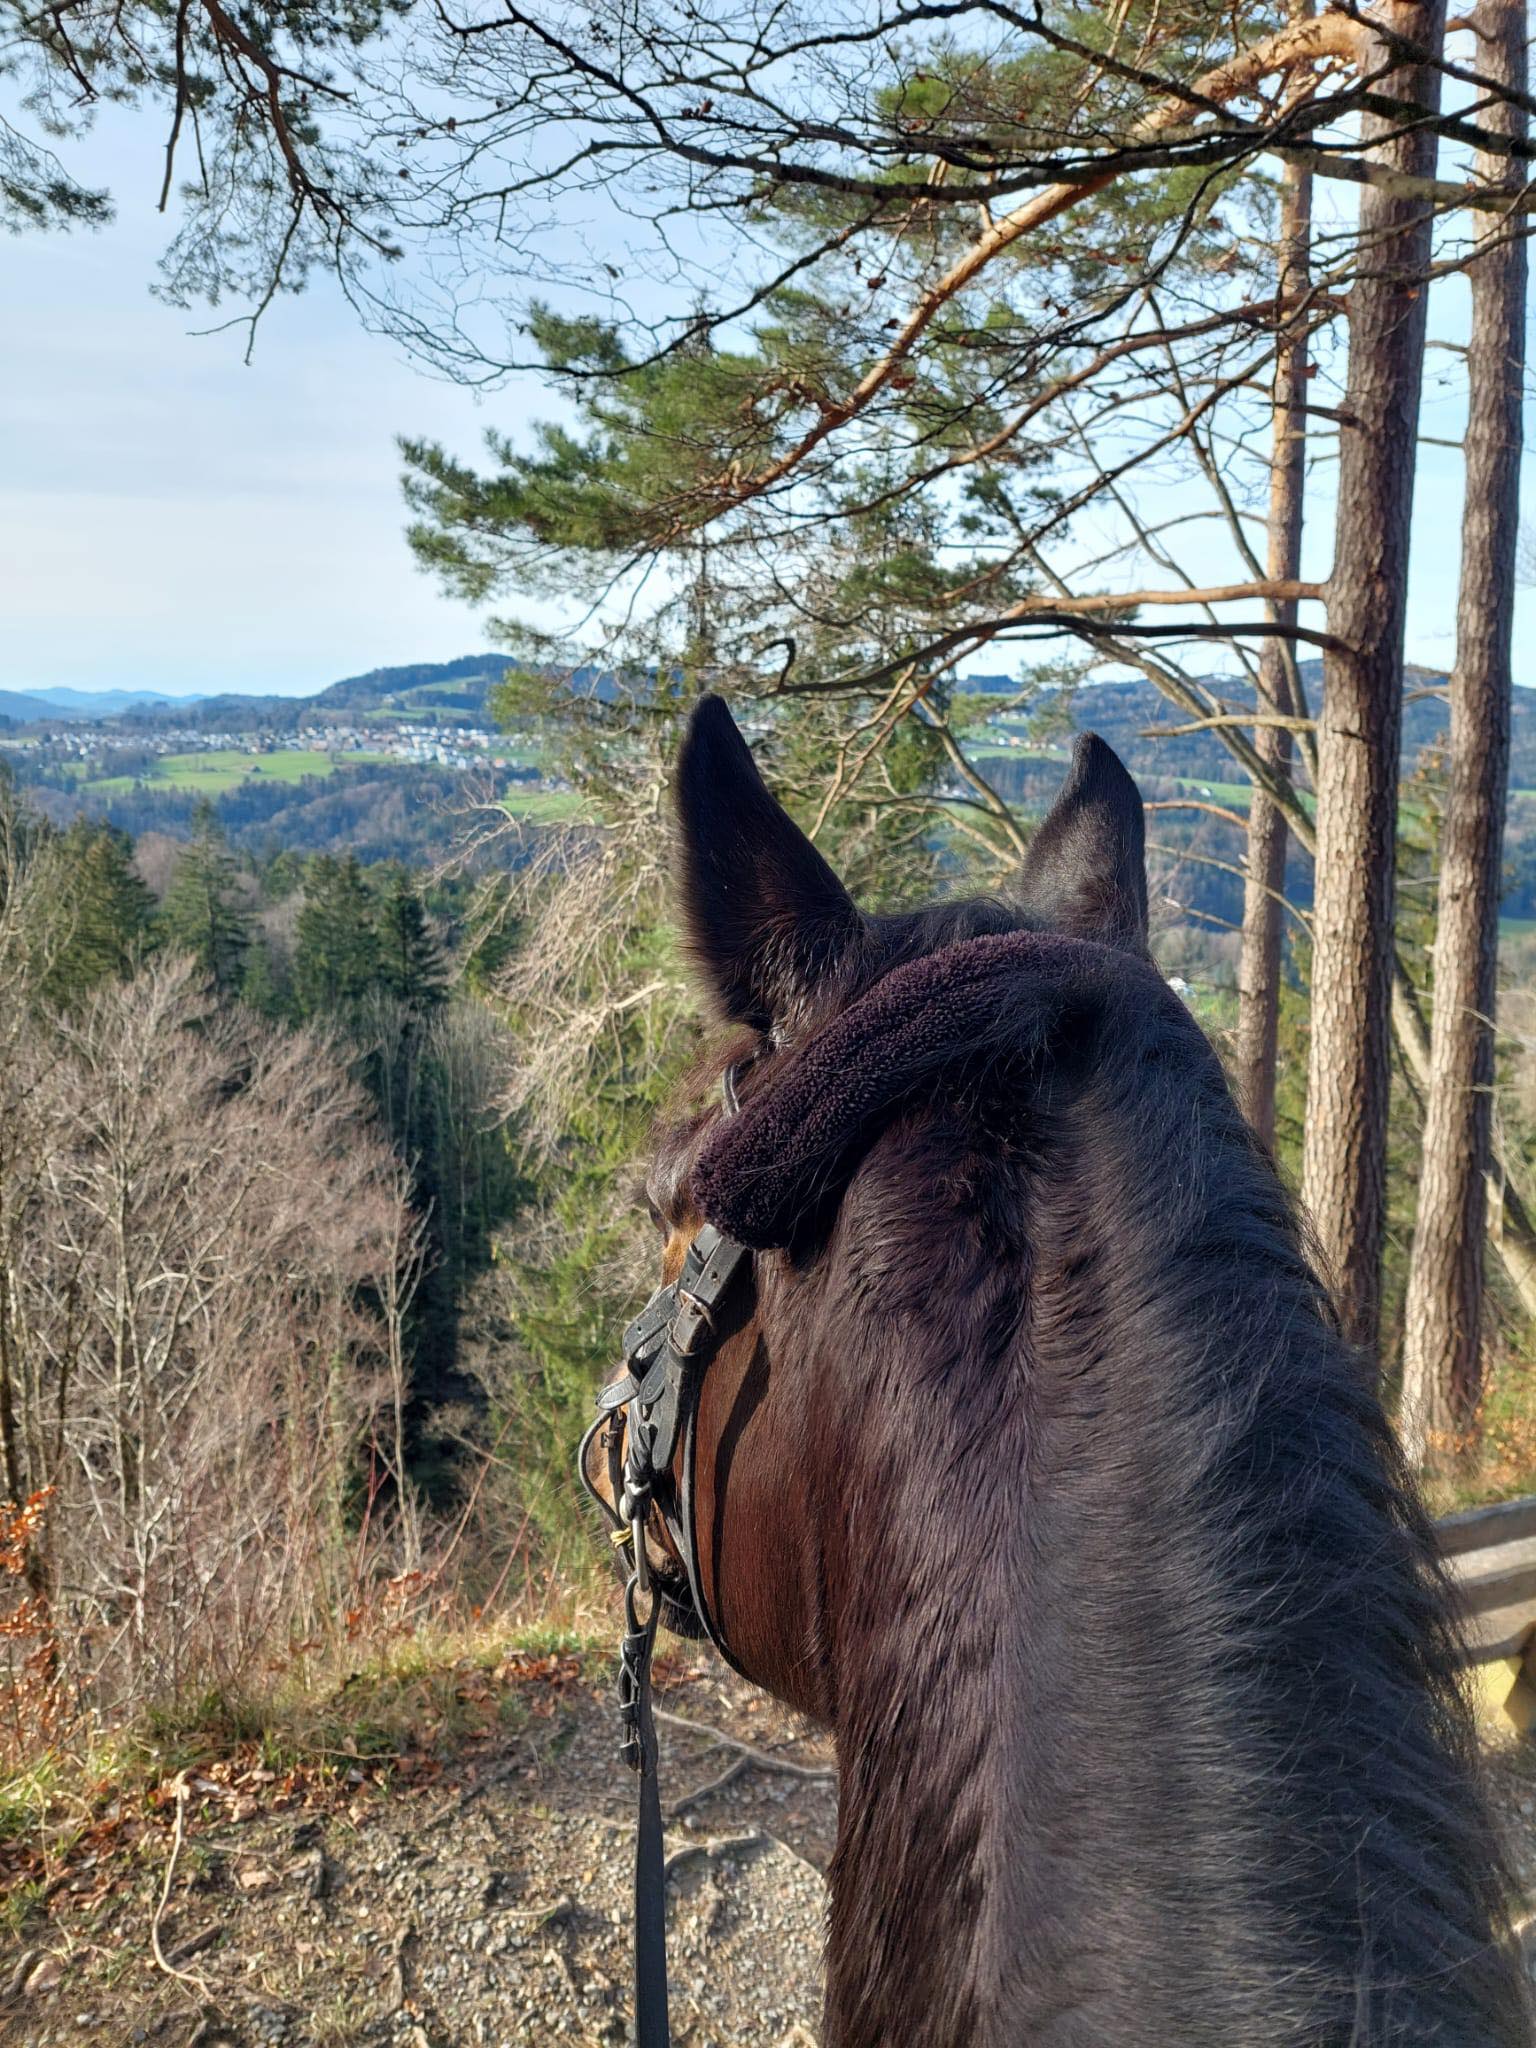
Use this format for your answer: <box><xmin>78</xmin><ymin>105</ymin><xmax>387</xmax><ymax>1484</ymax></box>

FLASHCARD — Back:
<box><xmin>81</xmin><ymin>747</ymin><xmax>384</xmax><ymax>795</ymax></box>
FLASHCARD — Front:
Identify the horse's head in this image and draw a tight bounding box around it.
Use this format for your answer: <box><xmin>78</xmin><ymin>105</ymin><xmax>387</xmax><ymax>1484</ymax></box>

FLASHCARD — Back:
<box><xmin>583</xmin><ymin>692</ymin><xmax>1153</xmax><ymax>1713</ymax></box>
<box><xmin>583</xmin><ymin>695</ymin><xmax>1535</xmax><ymax>2047</ymax></box>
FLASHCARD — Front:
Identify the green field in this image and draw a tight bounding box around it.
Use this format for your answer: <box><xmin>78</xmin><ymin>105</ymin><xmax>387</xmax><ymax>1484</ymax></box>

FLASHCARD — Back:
<box><xmin>502</xmin><ymin>787</ymin><xmax>584</xmax><ymax>824</ymax></box>
<box><xmin>85</xmin><ymin>748</ymin><xmax>389</xmax><ymax>795</ymax></box>
<box><xmin>1165</xmin><ymin>778</ymin><xmax>1254</xmax><ymax>809</ymax></box>
<box><xmin>75</xmin><ymin>746</ymin><xmax>573</xmax><ymax>819</ymax></box>
<box><xmin>966</xmin><ymin>743</ymin><xmax>1072</xmax><ymax>766</ymax></box>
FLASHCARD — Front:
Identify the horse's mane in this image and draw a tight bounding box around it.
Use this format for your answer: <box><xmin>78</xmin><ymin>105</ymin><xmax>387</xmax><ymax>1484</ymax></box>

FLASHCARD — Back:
<box><xmin>686</xmin><ymin>910</ymin><xmax>1529</xmax><ymax>2043</ymax></box>
<box><xmin>1046</xmin><ymin>956</ymin><xmax>1521</xmax><ymax>2040</ymax></box>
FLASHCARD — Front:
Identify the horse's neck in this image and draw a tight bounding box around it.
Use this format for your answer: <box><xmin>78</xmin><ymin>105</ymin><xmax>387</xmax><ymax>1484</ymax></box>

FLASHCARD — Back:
<box><xmin>820</xmin><ymin>1436</ymin><xmax>1040</xmax><ymax>2048</ymax></box>
<box><xmin>811</xmin><ymin>1133</ymin><xmax>1122</xmax><ymax>2047</ymax></box>
<box><xmin>818</xmin><ymin>1353</ymin><xmax>1271</xmax><ymax>2048</ymax></box>
<box><xmin>808</xmin><ymin>1087</ymin><xmax>1522</xmax><ymax>2047</ymax></box>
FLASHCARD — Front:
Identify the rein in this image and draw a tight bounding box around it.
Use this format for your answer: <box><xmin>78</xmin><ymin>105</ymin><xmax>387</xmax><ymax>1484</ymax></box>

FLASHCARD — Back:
<box><xmin>576</xmin><ymin>1104</ymin><xmax>752</xmax><ymax>2048</ymax></box>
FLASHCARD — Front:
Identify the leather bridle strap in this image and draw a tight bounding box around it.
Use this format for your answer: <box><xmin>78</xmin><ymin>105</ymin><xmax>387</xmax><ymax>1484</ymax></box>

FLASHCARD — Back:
<box><xmin>624</xmin><ymin>1584</ymin><xmax>668</xmax><ymax>2046</ymax></box>
<box><xmin>577</xmin><ymin>1215</ymin><xmax>752</xmax><ymax>2048</ymax></box>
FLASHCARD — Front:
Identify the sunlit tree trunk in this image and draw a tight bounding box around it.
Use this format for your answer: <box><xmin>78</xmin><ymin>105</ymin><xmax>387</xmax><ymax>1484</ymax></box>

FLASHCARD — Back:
<box><xmin>1235</xmin><ymin>144</ymin><xmax>1312</xmax><ymax>1148</ymax></box>
<box><xmin>1399</xmin><ymin>0</ymin><xmax>1526</xmax><ymax>1465</ymax></box>
<box><xmin>1302</xmin><ymin>0</ymin><xmax>1446</xmax><ymax>1351</ymax></box>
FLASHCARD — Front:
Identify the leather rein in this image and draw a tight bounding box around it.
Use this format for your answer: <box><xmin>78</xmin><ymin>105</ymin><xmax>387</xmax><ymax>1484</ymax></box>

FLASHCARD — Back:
<box><xmin>576</xmin><ymin>1071</ymin><xmax>754</xmax><ymax>2048</ymax></box>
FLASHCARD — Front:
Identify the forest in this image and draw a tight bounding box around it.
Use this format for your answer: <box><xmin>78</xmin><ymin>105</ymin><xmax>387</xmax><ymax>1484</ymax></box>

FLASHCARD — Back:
<box><xmin>4</xmin><ymin>0</ymin><xmax>1536</xmax><ymax>1891</ymax></box>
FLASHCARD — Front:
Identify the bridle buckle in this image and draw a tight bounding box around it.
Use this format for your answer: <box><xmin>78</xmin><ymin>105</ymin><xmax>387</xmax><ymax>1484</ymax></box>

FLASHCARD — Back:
<box><xmin>669</xmin><ymin>1286</ymin><xmax>715</xmax><ymax>1356</ymax></box>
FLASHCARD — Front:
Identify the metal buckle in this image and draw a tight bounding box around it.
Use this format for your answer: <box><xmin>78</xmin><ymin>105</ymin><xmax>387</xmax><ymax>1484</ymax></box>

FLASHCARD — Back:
<box><xmin>669</xmin><ymin>1287</ymin><xmax>715</xmax><ymax>1356</ymax></box>
<box><xmin>617</xmin><ymin>1574</ymin><xmax>656</xmax><ymax>1773</ymax></box>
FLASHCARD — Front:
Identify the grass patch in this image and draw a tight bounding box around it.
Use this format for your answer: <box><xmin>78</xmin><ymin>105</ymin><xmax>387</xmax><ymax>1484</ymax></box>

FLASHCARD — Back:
<box><xmin>1166</xmin><ymin>778</ymin><xmax>1251</xmax><ymax>808</ymax></box>
<box><xmin>963</xmin><ymin>743</ymin><xmax>1071</xmax><ymax>766</ymax></box>
<box><xmin>0</xmin><ymin>1876</ymin><xmax>44</xmax><ymax>1937</ymax></box>
<box><xmin>1422</xmin><ymin>1343</ymin><xmax>1536</xmax><ymax>1517</ymax></box>
<box><xmin>0</xmin><ymin>1750</ymin><xmax>67</xmax><ymax>1843</ymax></box>
<box><xmin>0</xmin><ymin>1614</ymin><xmax>613</xmax><ymax>1852</ymax></box>
<box><xmin>84</xmin><ymin>748</ymin><xmax>383</xmax><ymax>796</ymax></box>
<box><xmin>503</xmin><ymin>788</ymin><xmax>585</xmax><ymax>824</ymax></box>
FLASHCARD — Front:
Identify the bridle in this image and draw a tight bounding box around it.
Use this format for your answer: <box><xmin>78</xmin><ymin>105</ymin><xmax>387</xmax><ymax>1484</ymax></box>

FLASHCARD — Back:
<box><xmin>576</xmin><ymin>1068</ymin><xmax>754</xmax><ymax>2048</ymax></box>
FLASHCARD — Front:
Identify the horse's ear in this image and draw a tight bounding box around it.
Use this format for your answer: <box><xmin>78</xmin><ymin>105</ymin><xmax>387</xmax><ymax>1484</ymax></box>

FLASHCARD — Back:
<box><xmin>674</xmin><ymin>695</ymin><xmax>864</xmax><ymax>1035</ymax></box>
<box><xmin>1013</xmin><ymin>733</ymin><xmax>1148</xmax><ymax>952</ymax></box>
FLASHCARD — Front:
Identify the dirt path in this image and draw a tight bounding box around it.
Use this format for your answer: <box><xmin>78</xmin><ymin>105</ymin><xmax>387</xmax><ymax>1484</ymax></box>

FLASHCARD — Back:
<box><xmin>5</xmin><ymin>1649</ymin><xmax>1536</xmax><ymax>2048</ymax></box>
<box><xmin>0</xmin><ymin>1650</ymin><xmax>833</xmax><ymax>2048</ymax></box>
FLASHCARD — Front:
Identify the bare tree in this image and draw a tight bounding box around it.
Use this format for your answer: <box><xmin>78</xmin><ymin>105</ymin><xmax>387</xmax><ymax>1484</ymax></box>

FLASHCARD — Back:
<box><xmin>0</xmin><ymin>776</ymin><xmax>64</xmax><ymax>1624</ymax></box>
<box><xmin>377</xmin><ymin>1166</ymin><xmax>432</xmax><ymax>1574</ymax></box>
<box><xmin>1234</xmin><ymin>132</ymin><xmax>1313</xmax><ymax>1147</ymax></box>
<box><xmin>1399</xmin><ymin>0</ymin><xmax>1528</xmax><ymax>1463</ymax></box>
<box><xmin>1302</xmin><ymin>0</ymin><xmax>1447</xmax><ymax>1351</ymax></box>
<box><xmin>1</xmin><ymin>956</ymin><xmax>416</xmax><ymax>1721</ymax></box>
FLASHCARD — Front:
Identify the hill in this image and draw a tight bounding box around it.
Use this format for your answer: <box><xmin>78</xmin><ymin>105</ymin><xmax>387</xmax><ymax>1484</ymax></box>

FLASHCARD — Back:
<box><xmin>0</xmin><ymin>687</ymin><xmax>205</xmax><ymax>722</ymax></box>
<box><xmin>99</xmin><ymin>654</ymin><xmax>512</xmax><ymax>734</ymax></box>
<box><xmin>966</xmin><ymin>665</ymin><xmax>1536</xmax><ymax>789</ymax></box>
<box><xmin>0</xmin><ymin>690</ymin><xmax>69</xmax><ymax>725</ymax></box>
<box><xmin>34</xmin><ymin>686</ymin><xmax>205</xmax><ymax>714</ymax></box>
<box><xmin>24</xmin><ymin>654</ymin><xmax>1536</xmax><ymax>790</ymax></box>
<box><xmin>313</xmin><ymin>652</ymin><xmax>509</xmax><ymax>712</ymax></box>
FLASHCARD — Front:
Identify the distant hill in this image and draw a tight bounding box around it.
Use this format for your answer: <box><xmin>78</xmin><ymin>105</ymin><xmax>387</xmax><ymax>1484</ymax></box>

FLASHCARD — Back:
<box><xmin>107</xmin><ymin>655</ymin><xmax>514</xmax><ymax>733</ymax></box>
<box><xmin>313</xmin><ymin>654</ymin><xmax>509</xmax><ymax>712</ymax></box>
<box><xmin>36</xmin><ymin>687</ymin><xmax>206</xmax><ymax>714</ymax></box>
<box><xmin>0</xmin><ymin>660</ymin><xmax>509</xmax><ymax>733</ymax></box>
<box><xmin>11</xmin><ymin>654</ymin><xmax>1536</xmax><ymax>792</ymax></box>
<box><xmin>965</xmin><ymin>665</ymin><xmax>1536</xmax><ymax>790</ymax></box>
<box><xmin>0</xmin><ymin>687</ymin><xmax>205</xmax><ymax>721</ymax></box>
<box><xmin>0</xmin><ymin>690</ymin><xmax>71</xmax><ymax>725</ymax></box>
<box><xmin>308</xmin><ymin>654</ymin><xmax>616</xmax><ymax>716</ymax></box>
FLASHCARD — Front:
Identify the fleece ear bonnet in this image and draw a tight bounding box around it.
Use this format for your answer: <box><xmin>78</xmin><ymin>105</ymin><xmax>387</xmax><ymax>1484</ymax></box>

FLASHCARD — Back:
<box><xmin>690</xmin><ymin>929</ymin><xmax>1164</xmax><ymax>1251</ymax></box>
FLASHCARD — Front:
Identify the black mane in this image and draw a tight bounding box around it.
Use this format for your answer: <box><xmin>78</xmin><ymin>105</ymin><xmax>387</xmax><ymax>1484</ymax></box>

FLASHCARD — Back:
<box><xmin>685</xmin><ymin>921</ymin><xmax>1527</xmax><ymax>2044</ymax></box>
<box><xmin>660</xmin><ymin>704</ymin><xmax>1529</xmax><ymax>2045</ymax></box>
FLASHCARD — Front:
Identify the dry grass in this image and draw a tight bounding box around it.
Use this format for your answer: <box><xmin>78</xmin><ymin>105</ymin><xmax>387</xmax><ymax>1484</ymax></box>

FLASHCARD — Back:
<box><xmin>0</xmin><ymin>1597</ymin><xmax>614</xmax><ymax>1858</ymax></box>
<box><xmin>1420</xmin><ymin>1343</ymin><xmax>1536</xmax><ymax>1518</ymax></box>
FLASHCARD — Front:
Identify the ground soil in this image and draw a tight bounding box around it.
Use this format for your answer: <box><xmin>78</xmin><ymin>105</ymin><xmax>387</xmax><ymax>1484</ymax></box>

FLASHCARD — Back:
<box><xmin>0</xmin><ymin>1646</ymin><xmax>833</xmax><ymax>2048</ymax></box>
<box><xmin>4</xmin><ymin>1647</ymin><xmax>1536</xmax><ymax>2048</ymax></box>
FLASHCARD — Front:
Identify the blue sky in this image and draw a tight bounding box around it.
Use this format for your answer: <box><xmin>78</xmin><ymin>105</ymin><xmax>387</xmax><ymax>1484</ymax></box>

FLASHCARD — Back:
<box><xmin>0</xmin><ymin>104</ymin><xmax>1528</xmax><ymax>698</ymax></box>
<box><xmin>2</xmin><ymin>110</ymin><xmax>507</xmax><ymax>696</ymax></box>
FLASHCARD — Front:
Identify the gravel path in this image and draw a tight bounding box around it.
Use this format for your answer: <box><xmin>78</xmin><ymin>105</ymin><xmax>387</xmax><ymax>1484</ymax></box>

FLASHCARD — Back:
<box><xmin>0</xmin><ymin>1651</ymin><xmax>834</xmax><ymax>2048</ymax></box>
<box><xmin>5</xmin><ymin>1650</ymin><xmax>1536</xmax><ymax>2048</ymax></box>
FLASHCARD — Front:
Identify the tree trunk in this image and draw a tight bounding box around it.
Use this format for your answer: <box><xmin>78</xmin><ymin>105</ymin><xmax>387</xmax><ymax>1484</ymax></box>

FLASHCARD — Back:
<box><xmin>1301</xmin><ymin>0</ymin><xmax>1445</xmax><ymax>1351</ymax></box>
<box><xmin>1235</xmin><ymin>149</ymin><xmax>1312</xmax><ymax>1148</ymax></box>
<box><xmin>1399</xmin><ymin>0</ymin><xmax>1526</xmax><ymax>1466</ymax></box>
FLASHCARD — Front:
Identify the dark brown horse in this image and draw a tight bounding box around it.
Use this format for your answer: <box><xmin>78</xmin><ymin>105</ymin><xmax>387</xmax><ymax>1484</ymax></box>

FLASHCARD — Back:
<box><xmin>588</xmin><ymin>695</ymin><xmax>1529</xmax><ymax>2046</ymax></box>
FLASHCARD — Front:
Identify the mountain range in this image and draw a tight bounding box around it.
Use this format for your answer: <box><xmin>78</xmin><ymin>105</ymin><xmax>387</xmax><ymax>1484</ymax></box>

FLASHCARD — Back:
<box><xmin>0</xmin><ymin>662</ymin><xmax>516</xmax><ymax>727</ymax></box>
<box><xmin>6</xmin><ymin>654</ymin><xmax>1536</xmax><ymax>787</ymax></box>
<box><xmin>0</xmin><ymin>686</ymin><xmax>209</xmax><ymax>722</ymax></box>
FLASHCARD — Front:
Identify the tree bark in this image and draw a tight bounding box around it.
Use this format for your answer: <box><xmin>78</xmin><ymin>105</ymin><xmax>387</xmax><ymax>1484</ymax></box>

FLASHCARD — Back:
<box><xmin>1301</xmin><ymin>0</ymin><xmax>1446</xmax><ymax>1351</ymax></box>
<box><xmin>1399</xmin><ymin>0</ymin><xmax>1526</xmax><ymax>1465</ymax></box>
<box><xmin>1235</xmin><ymin>146</ymin><xmax>1312</xmax><ymax>1148</ymax></box>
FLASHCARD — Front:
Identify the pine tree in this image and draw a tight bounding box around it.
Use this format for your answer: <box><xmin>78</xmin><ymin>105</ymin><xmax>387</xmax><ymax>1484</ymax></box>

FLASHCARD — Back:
<box><xmin>40</xmin><ymin>820</ymin><xmax>156</xmax><ymax>1008</ymax></box>
<box><xmin>239</xmin><ymin>935</ymin><xmax>291</xmax><ymax>1020</ymax></box>
<box><xmin>159</xmin><ymin>801</ymin><xmax>250</xmax><ymax>1000</ymax></box>
<box><xmin>1401</xmin><ymin>0</ymin><xmax>1529</xmax><ymax>1462</ymax></box>
<box><xmin>1302</xmin><ymin>4</ymin><xmax>1446</xmax><ymax>1353</ymax></box>
<box><xmin>293</xmin><ymin>854</ymin><xmax>383</xmax><ymax>1018</ymax></box>
<box><xmin>374</xmin><ymin>867</ymin><xmax>446</xmax><ymax>1014</ymax></box>
<box><xmin>259</xmin><ymin>847</ymin><xmax>306</xmax><ymax>907</ymax></box>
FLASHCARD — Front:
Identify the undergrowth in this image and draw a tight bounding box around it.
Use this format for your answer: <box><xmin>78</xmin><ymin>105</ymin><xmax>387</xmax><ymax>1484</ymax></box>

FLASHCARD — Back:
<box><xmin>0</xmin><ymin>1605</ymin><xmax>614</xmax><ymax>1856</ymax></box>
<box><xmin>1421</xmin><ymin>1341</ymin><xmax>1536</xmax><ymax>1518</ymax></box>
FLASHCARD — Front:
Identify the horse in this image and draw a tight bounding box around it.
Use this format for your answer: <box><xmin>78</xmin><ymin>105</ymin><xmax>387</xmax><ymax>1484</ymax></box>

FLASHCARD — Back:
<box><xmin>585</xmin><ymin>694</ymin><xmax>1530</xmax><ymax>2046</ymax></box>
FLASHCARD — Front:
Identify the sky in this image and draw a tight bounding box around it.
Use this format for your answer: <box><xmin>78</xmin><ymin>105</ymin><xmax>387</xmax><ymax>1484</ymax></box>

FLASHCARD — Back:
<box><xmin>1</xmin><ymin>100</ymin><xmax>1531</xmax><ymax>699</ymax></box>
<box><xmin>2</xmin><ymin>111</ymin><xmax>513</xmax><ymax>697</ymax></box>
